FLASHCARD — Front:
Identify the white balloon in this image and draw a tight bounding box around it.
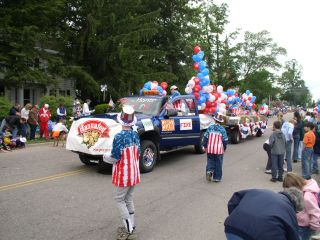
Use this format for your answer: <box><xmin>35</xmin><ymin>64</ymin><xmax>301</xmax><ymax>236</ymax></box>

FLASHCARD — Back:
<box><xmin>201</xmin><ymin>103</ymin><xmax>206</xmax><ymax>109</ymax></box>
<box><xmin>208</xmin><ymin>94</ymin><xmax>216</xmax><ymax>102</ymax></box>
<box><xmin>188</xmin><ymin>79</ymin><xmax>195</xmax><ymax>88</ymax></box>
<box><xmin>217</xmin><ymin>85</ymin><xmax>223</xmax><ymax>93</ymax></box>
<box><xmin>151</xmin><ymin>82</ymin><xmax>158</xmax><ymax>90</ymax></box>
<box><xmin>185</xmin><ymin>87</ymin><xmax>192</xmax><ymax>94</ymax></box>
<box><xmin>162</xmin><ymin>90</ymin><xmax>167</xmax><ymax>96</ymax></box>
<box><xmin>221</xmin><ymin>93</ymin><xmax>228</xmax><ymax>100</ymax></box>
<box><xmin>249</xmin><ymin>93</ymin><xmax>253</xmax><ymax>97</ymax></box>
<box><xmin>220</xmin><ymin>108</ymin><xmax>227</xmax><ymax>115</ymax></box>
<box><xmin>207</xmin><ymin>85</ymin><xmax>213</xmax><ymax>93</ymax></box>
<box><xmin>202</xmin><ymin>86</ymin><xmax>210</xmax><ymax>93</ymax></box>
<box><xmin>220</xmin><ymin>103</ymin><xmax>226</xmax><ymax>109</ymax></box>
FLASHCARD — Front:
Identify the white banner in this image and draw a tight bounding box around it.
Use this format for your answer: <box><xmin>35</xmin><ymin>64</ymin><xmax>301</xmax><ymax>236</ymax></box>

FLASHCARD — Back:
<box><xmin>66</xmin><ymin>117</ymin><xmax>122</xmax><ymax>155</ymax></box>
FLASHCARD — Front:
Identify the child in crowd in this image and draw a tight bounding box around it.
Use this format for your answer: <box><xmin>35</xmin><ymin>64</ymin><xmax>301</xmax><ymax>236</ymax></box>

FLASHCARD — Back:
<box><xmin>313</xmin><ymin>123</ymin><xmax>320</xmax><ymax>174</ymax></box>
<box><xmin>263</xmin><ymin>139</ymin><xmax>272</xmax><ymax>174</ymax></box>
<box><xmin>283</xmin><ymin>172</ymin><xmax>320</xmax><ymax>240</ymax></box>
<box><xmin>301</xmin><ymin>122</ymin><xmax>316</xmax><ymax>180</ymax></box>
<box><xmin>269</xmin><ymin>120</ymin><xmax>286</xmax><ymax>182</ymax></box>
<box><xmin>52</xmin><ymin>120</ymin><xmax>69</xmax><ymax>147</ymax></box>
<box><xmin>103</xmin><ymin>105</ymin><xmax>140</xmax><ymax>240</ymax></box>
<box><xmin>203</xmin><ymin>112</ymin><xmax>228</xmax><ymax>182</ymax></box>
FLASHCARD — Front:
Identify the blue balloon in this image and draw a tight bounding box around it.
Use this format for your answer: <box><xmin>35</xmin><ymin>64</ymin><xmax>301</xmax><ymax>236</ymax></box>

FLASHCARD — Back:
<box><xmin>197</xmin><ymin>72</ymin><xmax>204</xmax><ymax>79</ymax></box>
<box><xmin>201</xmin><ymin>68</ymin><xmax>209</xmax><ymax>76</ymax></box>
<box><xmin>192</xmin><ymin>54</ymin><xmax>202</xmax><ymax>62</ymax></box>
<box><xmin>197</xmin><ymin>51</ymin><xmax>204</xmax><ymax>59</ymax></box>
<box><xmin>203</xmin><ymin>78</ymin><xmax>210</xmax><ymax>85</ymax></box>
<box><xmin>199</xmin><ymin>96</ymin><xmax>206</xmax><ymax>104</ymax></box>
<box><xmin>157</xmin><ymin>86</ymin><xmax>163</xmax><ymax>95</ymax></box>
<box><xmin>252</xmin><ymin>96</ymin><xmax>256</xmax><ymax>101</ymax></box>
<box><xmin>245</xmin><ymin>90</ymin><xmax>250</xmax><ymax>95</ymax></box>
<box><xmin>144</xmin><ymin>81</ymin><xmax>152</xmax><ymax>90</ymax></box>
<box><xmin>199</xmin><ymin>61</ymin><xmax>207</xmax><ymax>71</ymax></box>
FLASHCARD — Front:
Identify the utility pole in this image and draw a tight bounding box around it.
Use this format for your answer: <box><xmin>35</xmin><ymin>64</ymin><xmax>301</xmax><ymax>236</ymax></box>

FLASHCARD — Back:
<box><xmin>100</xmin><ymin>84</ymin><xmax>107</xmax><ymax>102</ymax></box>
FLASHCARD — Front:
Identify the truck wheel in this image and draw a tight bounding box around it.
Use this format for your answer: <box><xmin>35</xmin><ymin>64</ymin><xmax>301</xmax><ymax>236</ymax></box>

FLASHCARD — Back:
<box><xmin>79</xmin><ymin>154</ymin><xmax>96</xmax><ymax>165</ymax></box>
<box><xmin>97</xmin><ymin>159</ymin><xmax>113</xmax><ymax>173</ymax></box>
<box><xmin>140</xmin><ymin>140</ymin><xmax>157</xmax><ymax>173</ymax></box>
<box><xmin>195</xmin><ymin>131</ymin><xmax>206</xmax><ymax>154</ymax></box>
<box><xmin>256</xmin><ymin>130</ymin><xmax>262</xmax><ymax>137</ymax></box>
<box><xmin>231</xmin><ymin>129</ymin><xmax>240</xmax><ymax>144</ymax></box>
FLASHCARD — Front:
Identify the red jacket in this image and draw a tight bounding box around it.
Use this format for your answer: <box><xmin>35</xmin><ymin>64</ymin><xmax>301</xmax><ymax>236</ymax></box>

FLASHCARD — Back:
<box><xmin>38</xmin><ymin>108</ymin><xmax>51</xmax><ymax>122</ymax></box>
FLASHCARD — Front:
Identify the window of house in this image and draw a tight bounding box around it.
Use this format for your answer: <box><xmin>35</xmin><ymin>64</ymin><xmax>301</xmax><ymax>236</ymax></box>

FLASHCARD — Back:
<box><xmin>66</xmin><ymin>90</ymin><xmax>71</xmax><ymax>96</ymax></box>
<box><xmin>50</xmin><ymin>89</ymin><xmax>57</xmax><ymax>96</ymax></box>
<box><xmin>59</xmin><ymin>90</ymin><xmax>66</xmax><ymax>96</ymax></box>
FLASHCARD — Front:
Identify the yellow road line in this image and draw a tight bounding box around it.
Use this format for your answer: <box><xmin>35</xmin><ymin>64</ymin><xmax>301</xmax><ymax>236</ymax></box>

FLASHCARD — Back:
<box><xmin>0</xmin><ymin>169</ymin><xmax>89</xmax><ymax>192</ymax></box>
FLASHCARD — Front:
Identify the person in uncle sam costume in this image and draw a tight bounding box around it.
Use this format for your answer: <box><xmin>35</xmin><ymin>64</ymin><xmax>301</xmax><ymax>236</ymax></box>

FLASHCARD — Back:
<box><xmin>38</xmin><ymin>104</ymin><xmax>51</xmax><ymax>139</ymax></box>
<box><xmin>103</xmin><ymin>105</ymin><xmax>140</xmax><ymax>240</ymax></box>
<box><xmin>202</xmin><ymin>112</ymin><xmax>228</xmax><ymax>182</ymax></box>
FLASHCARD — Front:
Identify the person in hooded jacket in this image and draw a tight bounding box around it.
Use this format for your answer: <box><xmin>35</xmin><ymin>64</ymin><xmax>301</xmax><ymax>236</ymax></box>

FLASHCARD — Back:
<box><xmin>283</xmin><ymin>172</ymin><xmax>320</xmax><ymax>240</ymax></box>
<box><xmin>269</xmin><ymin>120</ymin><xmax>287</xmax><ymax>182</ymax></box>
<box><xmin>224</xmin><ymin>187</ymin><xmax>303</xmax><ymax>240</ymax></box>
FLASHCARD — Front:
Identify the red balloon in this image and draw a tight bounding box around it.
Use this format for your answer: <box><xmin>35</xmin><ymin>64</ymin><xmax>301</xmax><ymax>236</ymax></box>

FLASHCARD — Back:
<box><xmin>160</xmin><ymin>82</ymin><xmax>168</xmax><ymax>90</ymax></box>
<box><xmin>194</xmin><ymin>46</ymin><xmax>201</xmax><ymax>54</ymax></box>
<box><xmin>210</xmin><ymin>107</ymin><xmax>216</xmax><ymax>114</ymax></box>
<box><xmin>235</xmin><ymin>93</ymin><xmax>238</xmax><ymax>97</ymax></box>
<box><xmin>205</xmin><ymin>101</ymin><xmax>211</xmax><ymax>107</ymax></box>
<box><xmin>193</xmin><ymin>62</ymin><xmax>200</xmax><ymax>71</ymax></box>
<box><xmin>252</xmin><ymin>104</ymin><xmax>256</xmax><ymax>109</ymax></box>
<box><xmin>194</xmin><ymin>77</ymin><xmax>200</xmax><ymax>84</ymax></box>
<box><xmin>194</xmin><ymin>92</ymin><xmax>200</xmax><ymax>100</ymax></box>
<box><xmin>221</xmin><ymin>100</ymin><xmax>227</xmax><ymax>104</ymax></box>
<box><xmin>194</xmin><ymin>85</ymin><xmax>201</xmax><ymax>92</ymax></box>
<box><xmin>248</xmin><ymin>97</ymin><xmax>252</xmax><ymax>101</ymax></box>
<box><xmin>212</xmin><ymin>101</ymin><xmax>217</xmax><ymax>107</ymax></box>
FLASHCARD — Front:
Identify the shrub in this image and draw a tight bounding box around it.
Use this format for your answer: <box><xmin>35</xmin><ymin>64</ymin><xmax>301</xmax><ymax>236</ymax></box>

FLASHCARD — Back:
<box><xmin>94</xmin><ymin>104</ymin><xmax>112</xmax><ymax>114</ymax></box>
<box><xmin>0</xmin><ymin>97</ymin><xmax>11</xmax><ymax>120</ymax></box>
<box><xmin>39</xmin><ymin>96</ymin><xmax>74</xmax><ymax>121</ymax></box>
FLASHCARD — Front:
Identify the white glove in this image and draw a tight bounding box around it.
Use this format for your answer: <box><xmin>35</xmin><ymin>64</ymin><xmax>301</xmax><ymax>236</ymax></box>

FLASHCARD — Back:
<box><xmin>103</xmin><ymin>152</ymin><xmax>118</xmax><ymax>164</ymax></box>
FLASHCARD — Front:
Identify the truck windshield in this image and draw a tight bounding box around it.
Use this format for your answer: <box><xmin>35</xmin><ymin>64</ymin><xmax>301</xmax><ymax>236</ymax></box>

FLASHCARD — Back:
<box><xmin>120</xmin><ymin>97</ymin><xmax>163</xmax><ymax>115</ymax></box>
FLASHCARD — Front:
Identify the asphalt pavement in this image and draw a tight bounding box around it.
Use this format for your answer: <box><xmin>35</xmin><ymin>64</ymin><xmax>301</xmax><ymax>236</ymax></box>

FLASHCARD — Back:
<box><xmin>0</xmin><ymin>115</ymin><xmax>311</xmax><ymax>240</ymax></box>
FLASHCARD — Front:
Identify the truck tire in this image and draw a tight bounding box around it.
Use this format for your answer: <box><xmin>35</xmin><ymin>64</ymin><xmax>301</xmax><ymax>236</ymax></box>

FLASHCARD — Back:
<box><xmin>97</xmin><ymin>159</ymin><xmax>113</xmax><ymax>173</ymax></box>
<box><xmin>140</xmin><ymin>140</ymin><xmax>157</xmax><ymax>173</ymax></box>
<box><xmin>195</xmin><ymin>131</ymin><xmax>206</xmax><ymax>154</ymax></box>
<box><xmin>79</xmin><ymin>154</ymin><xmax>97</xmax><ymax>165</ymax></box>
<box><xmin>231</xmin><ymin>129</ymin><xmax>240</xmax><ymax>144</ymax></box>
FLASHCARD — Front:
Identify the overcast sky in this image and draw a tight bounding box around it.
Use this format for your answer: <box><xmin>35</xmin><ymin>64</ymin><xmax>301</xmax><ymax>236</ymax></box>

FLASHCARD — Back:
<box><xmin>214</xmin><ymin>0</ymin><xmax>320</xmax><ymax>101</ymax></box>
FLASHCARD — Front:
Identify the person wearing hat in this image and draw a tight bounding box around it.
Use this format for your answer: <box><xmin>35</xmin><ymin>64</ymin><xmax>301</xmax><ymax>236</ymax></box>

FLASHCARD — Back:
<box><xmin>103</xmin><ymin>105</ymin><xmax>140</xmax><ymax>240</ymax></box>
<box><xmin>82</xmin><ymin>99</ymin><xmax>95</xmax><ymax>116</ymax></box>
<box><xmin>202</xmin><ymin>112</ymin><xmax>228</xmax><ymax>182</ymax></box>
<box><xmin>169</xmin><ymin>85</ymin><xmax>180</xmax><ymax>100</ymax></box>
<box><xmin>38</xmin><ymin>104</ymin><xmax>51</xmax><ymax>139</ymax></box>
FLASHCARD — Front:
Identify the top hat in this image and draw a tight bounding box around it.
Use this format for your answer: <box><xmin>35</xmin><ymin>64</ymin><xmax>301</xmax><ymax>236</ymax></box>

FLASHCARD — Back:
<box><xmin>213</xmin><ymin>112</ymin><xmax>224</xmax><ymax>123</ymax></box>
<box><xmin>117</xmin><ymin>105</ymin><xmax>137</xmax><ymax>127</ymax></box>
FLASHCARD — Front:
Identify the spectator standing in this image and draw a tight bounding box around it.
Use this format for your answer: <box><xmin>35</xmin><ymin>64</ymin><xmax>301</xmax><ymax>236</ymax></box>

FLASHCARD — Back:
<box><xmin>293</xmin><ymin>111</ymin><xmax>303</xmax><ymax>162</ymax></box>
<box><xmin>277</xmin><ymin>112</ymin><xmax>284</xmax><ymax>127</ymax></box>
<box><xmin>203</xmin><ymin>112</ymin><xmax>228</xmax><ymax>182</ymax></box>
<box><xmin>313</xmin><ymin>123</ymin><xmax>320</xmax><ymax>174</ymax></box>
<box><xmin>301</xmin><ymin>122</ymin><xmax>316</xmax><ymax>180</ymax></box>
<box><xmin>27</xmin><ymin>105</ymin><xmax>39</xmax><ymax>140</ymax></box>
<box><xmin>9</xmin><ymin>103</ymin><xmax>21</xmax><ymax>116</ymax></box>
<box><xmin>282</xmin><ymin>119</ymin><xmax>295</xmax><ymax>172</ymax></box>
<box><xmin>283</xmin><ymin>172</ymin><xmax>320</xmax><ymax>240</ymax></box>
<box><xmin>73</xmin><ymin>100</ymin><xmax>82</xmax><ymax>119</ymax></box>
<box><xmin>269</xmin><ymin>120</ymin><xmax>286</xmax><ymax>182</ymax></box>
<box><xmin>21</xmin><ymin>103</ymin><xmax>32</xmax><ymax>138</ymax></box>
<box><xmin>56</xmin><ymin>103</ymin><xmax>67</xmax><ymax>122</ymax></box>
<box><xmin>224</xmin><ymin>188</ymin><xmax>303</xmax><ymax>240</ymax></box>
<box><xmin>38</xmin><ymin>104</ymin><xmax>51</xmax><ymax>139</ymax></box>
<box><xmin>82</xmin><ymin>99</ymin><xmax>94</xmax><ymax>116</ymax></box>
<box><xmin>103</xmin><ymin>105</ymin><xmax>140</xmax><ymax>240</ymax></box>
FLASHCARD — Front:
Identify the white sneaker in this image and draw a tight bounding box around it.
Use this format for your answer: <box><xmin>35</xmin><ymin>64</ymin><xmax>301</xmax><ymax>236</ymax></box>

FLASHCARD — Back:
<box><xmin>265</xmin><ymin>170</ymin><xmax>271</xmax><ymax>174</ymax></box>
<box><xmin>283</xmin><ymin>168</ymin><xmax>287</xmax><ymax>172</ymax></box>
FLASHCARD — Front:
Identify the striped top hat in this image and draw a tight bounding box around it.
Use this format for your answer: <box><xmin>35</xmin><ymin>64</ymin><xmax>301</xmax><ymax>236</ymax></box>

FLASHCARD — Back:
<box><xmin>213</xmin><ymin>112</ymin><xmax>224</xmax><ymax>123</ymax></box>
<box><xmin>117</xmin><ymin>105</ymin><xmax>137</xmax><ymax>127</ymax></box>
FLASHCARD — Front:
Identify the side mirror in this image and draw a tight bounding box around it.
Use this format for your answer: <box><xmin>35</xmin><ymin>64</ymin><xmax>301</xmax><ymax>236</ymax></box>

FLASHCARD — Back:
<box><xmin>165</xmin><ymin>109</ymin><xmax>178</xmax><ymax>117</ymax></box>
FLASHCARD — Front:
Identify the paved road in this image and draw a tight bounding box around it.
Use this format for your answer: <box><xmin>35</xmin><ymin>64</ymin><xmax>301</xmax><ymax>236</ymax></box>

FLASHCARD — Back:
<box><xmin>0</xmin><ymin>118</ymin><xmax>307</xmax><ymax>240</ymax></box>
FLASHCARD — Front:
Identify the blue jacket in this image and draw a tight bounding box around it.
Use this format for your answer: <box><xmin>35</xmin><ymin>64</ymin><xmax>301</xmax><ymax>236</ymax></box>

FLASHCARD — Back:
<box><xmin>224</xmin><ymin>189</ymin><xmax>299</xmax><ymax>240</ymax></box>
<box><xmin>314</xmin><ymin>126</ymin><xmax>320</xmax><ymax>154</ymax></box>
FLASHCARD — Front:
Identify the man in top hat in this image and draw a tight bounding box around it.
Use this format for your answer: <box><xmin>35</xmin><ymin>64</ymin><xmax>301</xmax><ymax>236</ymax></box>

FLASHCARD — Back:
<box><xmin>38</xmin><ymin>104</ymin><xmax>51</xmax><ymax>139</ymax></box>
<box><xmin>202</xmin><ymin>112</ymin><xmax>228</xmax><ymax>182</ymax></box>
<box><xmin>103</xmin><ymin>105</ymin><xmax>140</xmax><ymax>240</ymax></box>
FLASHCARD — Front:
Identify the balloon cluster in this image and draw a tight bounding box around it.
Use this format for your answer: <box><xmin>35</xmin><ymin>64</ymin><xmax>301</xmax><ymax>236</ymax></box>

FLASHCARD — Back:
<box><xmin>259</xmin><ymin>103</ymin><xmax>269</xmax><ymax>115</ymax></box>
<box><xmin>140</xmin><ymin>81</ymin><xmax>168</xmax><ymax>96</ymax></box>
<box><xmin>240</xmin><ymin>90</ymin><xmax>257</xmax><ymax>111</ymax></box>
<box><xmin>225</xmin><ymin>89</ymin><xmax>241</xmax><ymax>113</ymax></box>
<box><xmin>185</xmin><ymin>46</ymin><xmax>227</xmax><ymax>115</ymax></box>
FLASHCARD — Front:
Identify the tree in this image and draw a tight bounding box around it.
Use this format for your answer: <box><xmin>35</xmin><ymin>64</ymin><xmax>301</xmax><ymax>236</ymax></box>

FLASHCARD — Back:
<box><xmin>278</xmin><ymin>59</ymin><xmax>312</xmax><ymax>106</ymax></box>
<box><xmin>239</xmin><ymin>69</ymin><xmax>280</xmax><ymax>103</ymax></box>
<box><xmin>236</xmin><ymin>30</ymin><xmax>286</xmax><ymax>81</ymax></box>
<box><xmin>0</xmin><ymin>0</ymin><xmax>66</xmax><ymax>87</ymax></box>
